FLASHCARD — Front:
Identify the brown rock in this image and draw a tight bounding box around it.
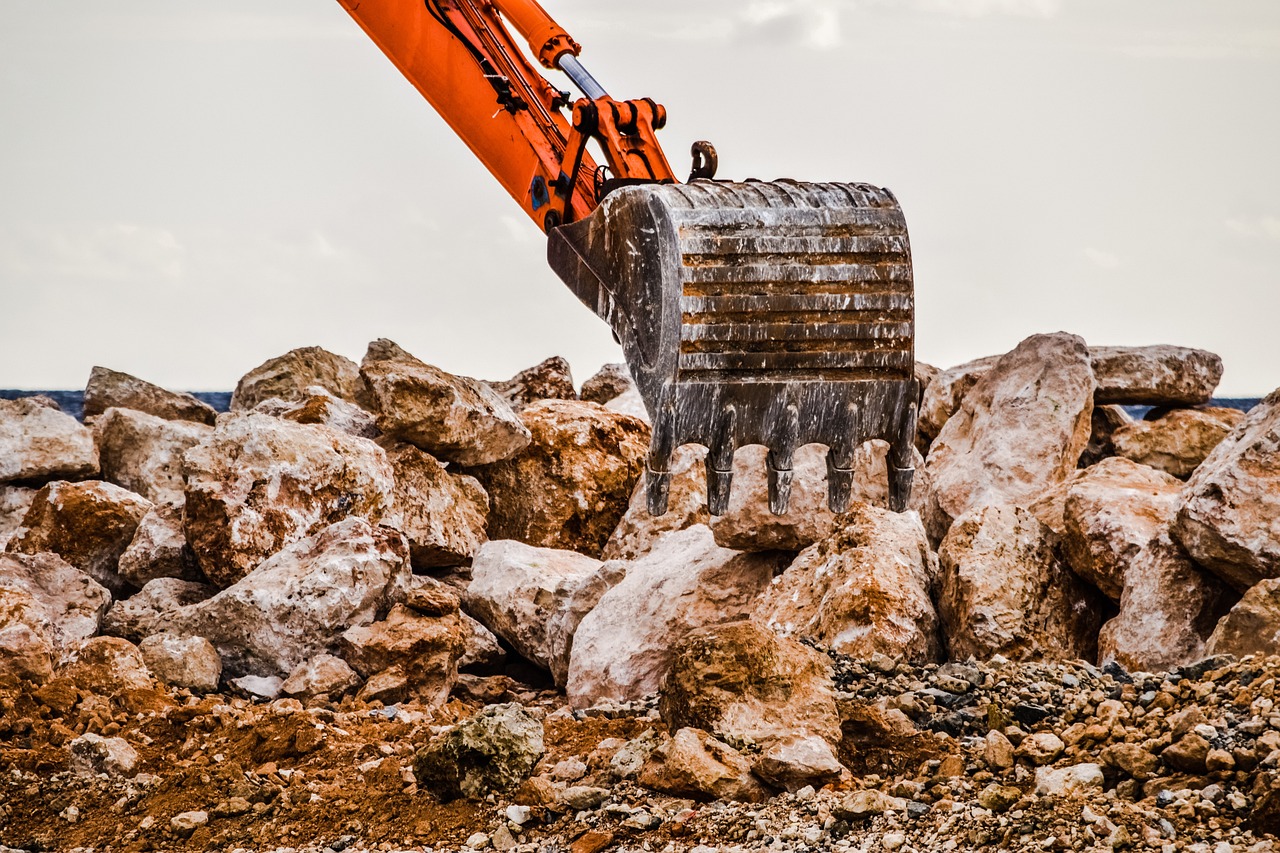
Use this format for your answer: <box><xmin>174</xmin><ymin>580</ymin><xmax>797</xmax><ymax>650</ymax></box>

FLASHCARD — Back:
<box><xmin>117</xmin><ymin>504</ymin><xmax>203</xmax><ymax>587</ymax></box>
<box><xmin>1101</xmin><ymin>742</ymin><xmax>1159</xmax><ymax>780</ymax></box>
<box><xmin>660</xmin><ymin>620</ymin><xmax>840</xmax><ymax>745</ymax></box>
<box><xmin>1113</xmin><ymin>406</ymin><xmax>1245</xmax><ymax>480</ymax></box>
<box><xmin>637</xmin><ymin>728</ymin><xmax>771</xmax><ymax>803</ymax></box>
<box><xmin>580</xmin><ymin>363</ymin><xmax>634</xmax><ymax>405</ymax></box>
<box><xmin>1061</xmin><ymin>458</ymin><xmax>1183</xmax><ymax>600</ymax></box>
<box><xmin>259</xmin><ymin>387</ymin><xmax>380</xmax><ymax>439</ymax></box>
<box><xmin>1173</xmin><ymin>389</ymin><xmax>1280</xmax><ymax>590</ymax></box>
<box><xmin>753</xmin><ymin>502</ymin><xmax>941</xmax><ymax>662</ymax></box>
<box><xmin>101</xmin><ymin>578</ymin><xmax>216</xmax><ymax>643</ymax></box>
<box><xmin>58</xmin><ymin>636</ymin><xmax>154</xmax><ymax>696</ymax></box>
<box><xmin>83</xmin><ymin>366</ymin><xmax>216</xmax><ymax>425</ymax></box>
<box><xmin>0</xmin><ymin>397</ymin><xmax>99</xmax><ymax>485</ymax></box>
<box><xmin>139</xmin><ymin>633</ymin><xmax>221</xmax><ymax>692</ymax></box>
<box><xmin>1161</xmin><ymin>733</ymin><xmax>1211</xmax><ymax>773</ymax></box>
<box><xmin>937</xmin><ymin>504</ymin><xmax>1104</xmax><ymax>662</ymax></box>
<box><xmin>1205</xmin><ymin>577</ymin><xmax>1280</xmax><ymax>659</ymax></box>
<box><xmin>916</xmin><ymin>354</ymin><xmax>1001</xmax><ymax>447</ymax></box>
<box><xmin>339</xmin><ymin>604</ymin><xmax>466</xmax><ymax>707</ymax></box>
<box><xmin>921</xmin><ymin>333</ymin><xmax>1095</xmax><ymax>542</ymax></box>
<box><xmin>1099</xmin><ymin>534</ymin><xmax>1235</xmax><ymax>672</ymax></box>
<box><xmin>231</xmin><ymin>346</ymin><xmax>366</xmax><ymax>412</ymax></box>
<box><xmin>7</xmin><ymin>480</ymin><xmax>152</xmax><ymax>595</ymax></box>
<box><xmin>384</xmin><ymin>442</ymin><xmax>488</xmax><ymax>569</ymax></box>
<box><xmin>602</xmin><ymin>445</ymin><xmax>709</xmax><ymax>562</ymax></box>
<box><xmin>95</xmin><ymin>407</ymin><xmax>212</xmax><ymax>507</ymax></box>
<box><xmin>488</xmin><ymin>356</ymin><xmax>577</xmax><ymax>410</ymax></box>
<box><xmin>360</xmin><ymin>339</ymin><xmax>530</xmax><ymax>466</ymax></box>
<box><xmin>472</xmin><ymin>399</ymin><xmax>648</xmax><ymax>557</ymax></box>
<box><xmin>1090</xmin><ymin>345</ymin><xmax>1223</xmax><ymax>406</ymax></box>
<box><xmin>0</xmin><ymin>552</ymin><xmax>111</xmax><ymax>682</ymax></box>
<box><xmin>181</xmin><ymin>413</ymin><xmax>396</xmax><ymax>588</ymax></box>
<box><xmin>567</xmin><ymin>525</ymin><xmax>780</xmax><ymax>708</ymax></box>
<box><xmin>404</xmin><ymin>574</ymin><xmax>462</xmax><ymax>617</ymax></box>
<box><xmin>1079</xmin><ymin>404</ymin><xmax>1133</xmax><ymax>468</ymax></box>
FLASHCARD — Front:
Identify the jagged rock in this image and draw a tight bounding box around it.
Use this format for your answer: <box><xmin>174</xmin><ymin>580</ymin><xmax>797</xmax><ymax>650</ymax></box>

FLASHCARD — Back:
<box><xmin>0</xmin><ymin>486</ymin><xmax>36</xmax><ymax>549</ymax></box>
<box><xmin>7</xmin><ymin>480</ymin><xmax>152</xmax><ymax>595</ymax></box>
<box><xmin>712</xmin><ymin>442</ymin><xmax>920</xmax><ymax>552</ymax></box>
<box><xmin>472</xmin><ymin>400</ymin><xmax>649</xmax><ymax>557</ymax></box>
<box><xmin>231</xmin><ymin>346</ymin><xmax>366</xmax><ymax>412</ymax></box>
<box><xmin>83</xmin><ymin>366</ymin><xmax>216</xmax><ymax>425</ymax></box>
<box><xmin>1061</xmin><ymin>458</ymin><xmax>1183</xmax><ymax>601</ymax></box>
<box><xmin>835</xmin><ymin>789</ymin><xmax>908</xmax><ymax>821</ymax></box>
<box><xmin>916</xmin><ymin>354</ymin><xmax>1001</xmax><ymax>447</ymax></box>
<box><xmin>1025</xmin><ymin>470</ymin><xmax>1086</xmax><ymax>537</ymax></box>
<box><xmin>1162</xmin><ymin>733</ymin><xmax>1211</xmax><ymax>773</ymax></box>
<box><xmin>1090</xmin><ymin>345</ymin><xmax>1223</xmax><ymax>406</ymax></box>
<box><xmin>489</xmin><ymin>356</ymin><xmax>577</xmax><ymax>410</ymax></box>
<box><xmin>338</xmin><ymin>604</ymin><xmax>467</xmax><ymax>708</ymax></box>
<box><xmin>360</xmin><ymin>339</ymin><xmax>530</xmax><ymax>466</ymax></box>
<box><xmin>1173</xmin><ymin>389</ymin><xmax>1280</xmax><ymax>590</ymax></box>
<box><xmin>1079</xmin><ymin>405</ymin><xmax>1133</xmax><ymax>468</ymax></box>
<box><xmin>357</xmin><ymin>666</ymin><xmax>410</xmax><ymax>705</ymax></box>
<box><xmin>139</xmin><ymin>633</ymin><xmax>221</xmax><ymax>692</ymax></box>
<box><xmin>1112</xmin><ymin>407</ymin><xmax>1245</xmax><ymax>479</ymax></box>
<box><xmin>102</xmin><ymin>578</ymin><xmax>216</xmax><ymax>643</ymax></box>
<box><xmin>95</xmin><ymin>407</ymin><xmax>212</xmax><ymax>507</ymax></box>
<box><xmin>229</xmin><ymin>675</ymin><xmax>283</xmax><ymax>701</ymax></box>
<box><xmin>752</xmin><ymin>503</ymin><xmax>940</xmax><ymax>662</ymax></box>
<box><xmin>384</xmin><ymin>442</ymin><xmax>488</xmax><ymax>569</ymax></box>
<box><xmin>69</xmin><ymin>733</ymin><xmax>139</xmax><ymax>778</ymax></box>
<box><xmin>58</xmin><ymin>636</ymin><xmax>154</xmax><ymax>696</ymax></box>
<box><xmin>404</xmin><ymin>574</ymin><xmax>462</xmax><ymax>616</ymax></box>
<box><xmin>1100</xmin><ymin>535</ymin><xmax>1234</xmax><ymax>673</ymax></box>
<box><xmin>0</xmin><ymin>397</ymin><xmax>99</xmax><ymax>485</ymax></box>
<box><xmin>921</xmin><ymin>333</ymin><xmax>1095</xmax><ymax>542</ymax></box>
<box><xmin>580</xmin><ymin>363</ymin><xmax>634</xmax><ymax>405</ymax></box>
<box><xmin>181</xmin><ymin>413</ymin><xmax>396</xmax><ymax>588</ymax></box>
<box><xmin>117</xmin><ymin>504</ymin><xmax>202</xmax><ymax>587</ymax></box>
<box><xmin>0</xmin><ymin>552</ymin><xmax>110</xmax><ymax>682</ymax></box>
<box><xmin>637</xmin><ymin>728</ymin><xmax>770</xmax><ymax>803</ymax></box>
<box><xmin>281</xmin><ymin>654</ymin><xmax>362</xmax><ymax>701</ymax></box>
<box><xmin>165</xmin><ymin>518</ymin><xmax>411</xmax><ymax>679</ymax></box>
<box><xmin>256</xmin><ymin>387</ymin><xmax>380</xmax><ymax>439</ymax></box>
<box><xmin>602</xmin><ymin>445</ymin><xmax>709</xmax><ymax>562</ymax></box>
<box><xmin>464</xmin><ymin>540</ymin><xmax>623</xmax><ymax>686</ymax></box>
<box><xmin>567</xmin><ymin>525</ymin><xmax>780</xmax><ymax>708</ymax></box>
<box><xmin>1034</xmin><ymin>763</ymin><xmax>1105</xmax><ymax>796</ymax></box>
<box><xmin>937</xmin><ymin>504</ymin><xmax>1104</xmax><ymax>662</ymax></box>
<box><xmin>659</xmin><ymin>620</ymin><xmax>843</xmax><ymax>790</ymax></box>
<box><xmin>413</xmin><ymin>702</ymin><xmax>544</xmax><ymax>801</ymax></box>
<box><xmin>1205</xmin><ymin>578</ymin><xmax>1280</xmax><ymax>658</ymax></box>
<box><xmin>459</xmin><ymin>612</ymin><xmax>506</xmax><ymax>670</ymax></box>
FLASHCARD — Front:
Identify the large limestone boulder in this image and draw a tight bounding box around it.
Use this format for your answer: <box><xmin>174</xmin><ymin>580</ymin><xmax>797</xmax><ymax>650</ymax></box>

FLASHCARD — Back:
<box><xmin>0</xmin><ymin>486</ymin><xmax>36</xmax><ymax>549</ymax></box>
<box><xmin>7</xmin><ymin>480</ymin><xmax>152</xmax><ymax>595</ymax></box>
<box><xmin>937</xmin><ymin>504</ymin><xmax>1104</xmax><ymax>662</ymax></box>
<box><xmin>1205</xmin><ymin>578</ymin><xmax>1280</xmax><ymax>658</ymax></box>
<box><xmin>464</xmin><ymin>540</ymin><xmax>621</xmax><ymax>686</ymax></box>
<box><xmin>1173</xmin><ymin>389</ymin><xmax>1280</xmax><ymax>591</ymax></box>
<box><xmin>567</xmin><ymin>525</ymin><xmax>780</xmax><ymax>708</ymax></box>
<box><xmin>181</xmin><ymin>413</ymin><xmax>396</xmax><ymax>588</ymax></box>
<box><xmin>602</xmin><ymin>445</ymin><xmax>709</xmax><ymax>562</ymax></box>
<box><xmin>659</xmin><ymin>620</ymin><xmax>843</xmax><ymax>790</ymax></box>
<box><xmin>360</xmin><ymin>339</ymin><xmax>529</xmax><ymax>466</ymax></box>
<box><xmin>1061</xmin><ymin>458</ymin><xmax>1183</xmax><ymax>601</ymax></box>
<box><xmin>712</xmin><ymin>442</ymin><xmax>919</xmax><ymax>552</ymax></box>
<box><xmin>0</xmin><ymin>552</ymin><xmax>111</xmax><ymax>682</ymax></box>
<box><xmin>231</xmin><ymin>346</ymin><xmax>367</xmax><ymax>412</ymax></box>
<box><xmin>338</xmin><ymin>603</ymin><xmax>467</xmax><ymax>708</ymax></box>
<box><xmin>94</xmin><ymin>407</ymin><xmax>212</xmax><ymax>507</ymax></box>
<box><xmin>921</xmin><ymin>333</ymin><xmax>1095</xmax><ymax>542</ymax></box>
<box><xmin>472</xmin><ymin>399</ymin><xmax>649</xmax><ymax>557</ymax></box>
<box><xmin>83</xmin><ymin>366</ymin><xmax>217</xmax><ymax>425</ymax></box>
<box><xmin>1090</xmin><ymin>345</ymin><xmax>1223</xmax><ymax>406</ymax></box>
<box><xmin>753</xmin><ymin>503</ymin><xmax>939</xmax><ymax>661</ymax></box>
<box><xmin>1099</xmin><ymin>534</ymin><xmax>1235</xmax><ymax>672</ymax></box>
<box><xmin>384</xmin><ymin>442</ymin><xmax>488</xmax><ymax>569</ymax></box>
<box><xmin>0</xmin><ymin>397</ymin><xmax>98</xmax><ymax>485</ymax></box>
<box><xmin>1111</xmin><ymin>407</ymin><xmax>1245</xmax><ymax>479</ymax></box>
<box><xmin>916</xmin><ymin>355</ymin><xmax>1001</xmax><ymax>447</ymax></box>
<box><xmin>1025</xmin><ymin>469</ymin><xmax>1086</xmax><ymax>537</ymax></box>
<box><xmin>117</xmin><ymin>504</ymin><xmax>202</xmax><ymax>587</ymax></box>
<box><xmin>165</xmin><ymin>518</ymin><xmax>411</xmax><ymax>679</ymax></box>
<box><xmin>488</xmin><ymin>356</ymin><xmax>577</xmax><ymax>410</ymax></box>
<box><xmin>102</xmin><ymin>578</ymin><xmax>216</xmax><ymax>643</ymax></box>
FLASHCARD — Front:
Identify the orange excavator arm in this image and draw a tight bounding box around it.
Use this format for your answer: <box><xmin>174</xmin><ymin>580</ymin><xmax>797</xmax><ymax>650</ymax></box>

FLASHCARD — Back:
<box><xmin>337</xmin><ymin>0</ymin><xmax>680</xmax><ymax>231</ymax></box>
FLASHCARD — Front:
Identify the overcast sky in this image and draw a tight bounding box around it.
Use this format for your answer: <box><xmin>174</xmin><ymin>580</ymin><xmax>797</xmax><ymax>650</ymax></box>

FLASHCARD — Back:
<box><xmin>2</xmin><ymin>1</ymin><xmax>1277</xmax><ymax>395</ymax></box>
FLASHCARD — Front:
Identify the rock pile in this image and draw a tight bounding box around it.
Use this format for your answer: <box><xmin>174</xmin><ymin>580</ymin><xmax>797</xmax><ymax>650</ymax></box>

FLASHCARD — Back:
<box><xmin>1</xmin><ymin>332</ymin><xmax>1278</xmax><ymax>853</ymax></box>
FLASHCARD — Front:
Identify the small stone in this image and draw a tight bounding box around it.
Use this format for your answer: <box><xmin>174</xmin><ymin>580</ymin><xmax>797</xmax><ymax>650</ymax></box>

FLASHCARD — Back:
<box><xmin>984</xmin><ymin>730</ymin><xmax>1015</xmax><ymax>770</ymax></box>
<box><xmin>1033</xmin><ymin>763</ymin><xmax>1105</xmax><ymax>796</ymax></box>
<box><xmin>170</xmin><ymin>810</ymin><xmax>209</xmax><ymax>836</ymax></box>
<box><xmin>977</xmin><ymin>784</ymin><xmax>1021</xmax><ymax>813</ymax></box>
<box><xmin>1017</xmin><ymin>732</ymin><xmax>1065</xmax><ymax>765</ymax></box>
<box><xmin>68</xmin><ymin>733</ymin><xmax>139</xmax><ymax>778</ymax></box>
<box><xmin>558</xmin><ymin>785</ymin><xmax>609</xmax><ymax>810</ymax></box>
<box><xmin>504</xmin><ymin>804</ymin><xmax>532</xmax><ymax>826</ymax></box>
<box><xmin>834</xmin><ymin>789</ymin><xmax>907</xmax><ymax>821</ymax></box>
<box><xmin>1206</xmin><ymin>748</ymin><xmax>1235</xmax><ymax>773</ymax></box>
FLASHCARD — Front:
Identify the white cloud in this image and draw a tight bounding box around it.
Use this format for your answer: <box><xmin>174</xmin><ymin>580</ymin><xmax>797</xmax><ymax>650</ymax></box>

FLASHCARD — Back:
<box><xmin>1083</xmin><ymin>247</ymin><xmax>1120</xmax><ymax>269</ymax></box>
<box><xmin>1226</xmin><ymin>216</ymin><xmax>1280</xmax><ymax>242</ymax></box>
<box><xmin>870</xmin><ymin>0</ymin><xmax>1060</xmax><ymax>18</ymax></box>
<box><xmin>735</xmin><ymin>0</ymin><xmax>845</xmax><ymax>49</ymax></box>
<box><xmin>0</xmin><ymin>224</ymin><xmax>185</xmax><ymax>282</ymax></box>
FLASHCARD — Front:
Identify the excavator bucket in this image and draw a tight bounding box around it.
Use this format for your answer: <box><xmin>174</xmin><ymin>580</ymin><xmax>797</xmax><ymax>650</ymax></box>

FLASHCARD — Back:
<box><xmin>548</xmin><ymin>180</ymin><xmax>917</xmax><ymax>516</ymax></box>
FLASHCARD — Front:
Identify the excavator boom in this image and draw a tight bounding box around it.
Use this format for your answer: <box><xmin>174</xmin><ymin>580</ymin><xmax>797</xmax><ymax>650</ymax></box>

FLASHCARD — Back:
<box><xmin>337</xmin><ymin>0</ymin><xmax>918</xmax><ymax>514</ymax></box>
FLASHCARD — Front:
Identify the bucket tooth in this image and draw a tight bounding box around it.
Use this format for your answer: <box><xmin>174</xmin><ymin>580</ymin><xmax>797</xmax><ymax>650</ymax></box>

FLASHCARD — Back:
<box><xmin>646</xmin><ymin>467</ymin><xmax>672</xmax><ymax>516</ymax></box>
<box><xmin>706</xmin><ymin>405</ymin><xmax>737</xmax><ymax>516</ymax></box>
<box><xmin>827</xmin><ymin>454</ymin><xmax>854</xmax><ymax>514</ymax></box>
<box><xmin>767</xmin><ymin>462</ymin><xmax>794</xmax><ymax>515</ymax></box>
<box><xmin>888</xmin><ymin>465</ymin><xmax>914</xmax><ymax>513</ymax></box>
<box><xmin>707</xmin><ymin>467</ymin><xmax>733</xmax><ymax>516</ymax></box>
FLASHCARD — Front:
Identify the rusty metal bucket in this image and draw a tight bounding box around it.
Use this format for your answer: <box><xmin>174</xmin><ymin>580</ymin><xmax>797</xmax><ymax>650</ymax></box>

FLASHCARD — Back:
<box><xmin>548</xmin><ymin>179</ymin><xmax>917</xmax><ymax>516</ymax></box>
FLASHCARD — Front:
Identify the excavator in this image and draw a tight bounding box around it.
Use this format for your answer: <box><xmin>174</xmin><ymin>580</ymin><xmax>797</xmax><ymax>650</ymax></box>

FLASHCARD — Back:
<box><xmin>337</xmin><ymin>0</ymin><xmax>918</xmax><ymax>517</ymax></box>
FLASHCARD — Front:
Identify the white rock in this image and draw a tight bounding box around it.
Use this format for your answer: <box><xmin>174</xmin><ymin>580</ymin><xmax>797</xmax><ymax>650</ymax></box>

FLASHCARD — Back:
<box><xmin>1034</xmin><ymin>763</ymin><xmax>1106</xmax><ymax>796</ymax></box>
<box><xmin>139</xmin><ymin>633</ymin><xmax>222</xmax><ymax>692</ymax></box>
<box><xmin>69</xmin><ymin>733</ymin><xmax>139</xmax><ymax>778</ymax></box>
<box><xmin>117</xmin><ymin>504</ymin><xmax>202</xmax><ymax>587</ymax></box>
<box><xmin>0</xmin><ymin>396</ymin><xmax>99</xmax><ymax>485</ymax></box>
<box><xmin>94</xmin><ymin>407</ymin><xmax>212</xmax><ymax>506</ymax></box>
